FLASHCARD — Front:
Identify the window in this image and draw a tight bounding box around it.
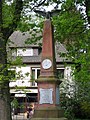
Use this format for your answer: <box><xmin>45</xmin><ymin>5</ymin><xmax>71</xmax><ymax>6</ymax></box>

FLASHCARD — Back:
<box><xmin>31</xmin><ymin>68</ymin><xmax>40</xmax><ymax>86</ymax></box>
<box><xmin>57</xmin><ymin>68</ymin><xmax>64</xmax><ymax>79</ymax></box>
<box><xmin>33</xmin><ymin>47</ymin><xmax>42</xmax><ymax>56</ymax></box>
<box><xmin>37</xmin><ymin>70</ymin><xmax>40</xmax><ymax>78</ymax></box>
<box><xmin>38</xmin><ymin>47</ymin><xmax>42</xmax><ymax>55</ymax></box>
<box><xmin>17</xmin><ymin>48</ymin><xmax>33</xmax><ymax>56</ymax></box>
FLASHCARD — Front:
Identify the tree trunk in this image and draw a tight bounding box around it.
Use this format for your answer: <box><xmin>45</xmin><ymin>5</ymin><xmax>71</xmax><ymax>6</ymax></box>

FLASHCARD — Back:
<box><xmin>0</xmin><ymin>36</ymin><xmax>11</xmax><ymax>120</ymax></box>
<box><xmin>0</xmin><ymin>83</ymin><xmax>11</xmax><ymax>120</ymax></box>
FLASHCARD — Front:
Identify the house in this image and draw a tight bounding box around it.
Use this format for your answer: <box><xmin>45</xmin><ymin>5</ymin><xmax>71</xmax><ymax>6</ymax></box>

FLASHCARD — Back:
<box><xmin>8</xmin><ymin>30</ymin><xmax>72</xmax><ymax>113</ymax></box>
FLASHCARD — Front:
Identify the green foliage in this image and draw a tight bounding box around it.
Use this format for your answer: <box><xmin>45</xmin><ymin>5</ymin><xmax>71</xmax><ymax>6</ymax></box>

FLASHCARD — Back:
<box><xmin>11</xmin><ymin>98</ymin><xmax>19</xmax><ymax>109</ymax></box>
<box><xmin>2</xmin><ymin>3</ymin><xmax>13</xmax><ymax>28</ymax></box>
<box><xmin>54</xmin><ymin>1</ymin><xmax>90</xmax><ymax>119</ymax></box>
<box><xmin>53</xmin><ymin>3</ymin><xmax>86</xmax><ymax>50</ymax></box>
<box><xmin>60</xmin><ymin>79</ymin><xmax>90</xmax><ymax>119</ymax></box>
<box><xmin>10</xmin><ymin>56</ymin><xmax>23</xmax><ymax>65</ymax></box>
<box><xmin>81</xmin><ymin>101</ymin><xmax>90</xmax><ymax>117</ymax></box>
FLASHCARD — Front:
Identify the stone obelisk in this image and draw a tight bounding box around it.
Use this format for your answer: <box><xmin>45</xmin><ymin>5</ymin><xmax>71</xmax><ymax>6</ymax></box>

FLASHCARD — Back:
<box><xmin>31</xmin><ymin>19</ymin><xmax>67</xmax><ymax>120</ymax></box>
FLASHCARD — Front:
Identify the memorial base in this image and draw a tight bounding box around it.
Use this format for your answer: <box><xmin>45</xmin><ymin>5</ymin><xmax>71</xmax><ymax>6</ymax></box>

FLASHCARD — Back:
<box><xmin>31</xmin><ymin>118</ymin><xmax>67</xmax><ymax>120</ymax></box>
<box><xmin>31</xmin><ymin>107</ymin><xmax>67</xmax><ymax>120</ymax></box>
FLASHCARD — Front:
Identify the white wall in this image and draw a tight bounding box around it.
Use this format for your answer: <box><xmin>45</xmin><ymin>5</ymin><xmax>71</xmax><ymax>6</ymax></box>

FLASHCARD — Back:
<box><xmin>9</xmin><ymin>65</ymin><xmax>73</xmax><ymax>88</ymax></box>
<box><xmin>9</xmin><ymin>66</ymin><xmax>31</xmax><ymax>87</ymax></box>
<box><xmin>64</xmin><ymin>66</ymin><xmax>73</xmax><ymax>81</ymax></box>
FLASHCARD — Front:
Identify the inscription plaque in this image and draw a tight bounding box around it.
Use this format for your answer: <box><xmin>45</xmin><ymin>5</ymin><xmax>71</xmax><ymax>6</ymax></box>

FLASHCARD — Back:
<box><xmin>39</xmin><ymin>88</ymin><xmax>53</xmax><ymax>104</ymax></box>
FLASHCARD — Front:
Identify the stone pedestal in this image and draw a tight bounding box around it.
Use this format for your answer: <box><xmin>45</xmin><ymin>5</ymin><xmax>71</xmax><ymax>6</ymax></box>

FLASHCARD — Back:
<box><xmin>31</xmin><ymin>78</ymin><xmax>67</xmax><ymax>120</ymax></box>
<box><xmin>32</xmin><ymin>107</ymin><xmax>64</xmax><ymax>118</ymax></box>
<box><xmin>31</xmin><ymin>118</ymin><xmax>67</xmax><ymax>120</ymax></box>
<box><xmin>31</xmin><ymin>108</ymin><xmax>67</xmax><ymax>120</ymax></box>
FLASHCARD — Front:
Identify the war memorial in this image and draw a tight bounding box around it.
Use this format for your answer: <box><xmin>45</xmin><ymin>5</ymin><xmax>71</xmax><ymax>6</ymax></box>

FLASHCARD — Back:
<box><xmin>31</xmin><ymin>11</ymin><xmax>67</xmax><ymax>120</ymax></box>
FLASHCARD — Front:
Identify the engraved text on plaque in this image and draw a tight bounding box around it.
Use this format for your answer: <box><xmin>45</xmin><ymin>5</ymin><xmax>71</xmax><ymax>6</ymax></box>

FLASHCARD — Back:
<box><xmin>39</xmin><ymin>88</ymin><xmax>53</xmax><ymax>104</ymax></box>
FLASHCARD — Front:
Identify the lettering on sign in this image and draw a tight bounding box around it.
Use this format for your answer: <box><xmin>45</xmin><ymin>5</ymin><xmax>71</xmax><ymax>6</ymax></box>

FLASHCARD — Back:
<box><xmin>39</xmin><ymin>88</ymin><xmax>53</xmax><ymax>104</ymax></box>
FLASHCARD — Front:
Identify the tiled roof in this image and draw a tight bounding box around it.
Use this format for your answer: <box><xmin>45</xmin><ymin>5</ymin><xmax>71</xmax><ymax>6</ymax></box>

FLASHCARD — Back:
<box><xmin>12</xmin><ymin>56</ymin><xmax>70</xmax><ymax>63</ymax></box>
<box><xmin>9</xmin><ymin>31</ymin><xmax>41</xmax><ymax>47</ymax></box>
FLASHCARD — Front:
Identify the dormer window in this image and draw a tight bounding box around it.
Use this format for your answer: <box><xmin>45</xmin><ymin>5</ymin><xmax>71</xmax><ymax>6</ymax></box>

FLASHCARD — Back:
<box><xmin>11</xmin><ymin>47</ymin><xmax>41</xmax><ymax>57</ymax></box>
<box><xmin>33</xmin><ymin>47</ymin><xmax>42</xmax><ymax>56</ymax></box>
<box><xmin>17</xmin><ymin>48</ymin><xmax>33</xmax><ymax>56</ymax></box>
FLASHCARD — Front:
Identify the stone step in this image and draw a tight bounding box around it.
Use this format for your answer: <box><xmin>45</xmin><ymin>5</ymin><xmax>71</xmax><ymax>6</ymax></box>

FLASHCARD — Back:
<box><xmin>31</xmin><ymin>118</ymin><xmax>68</xmax><ymax>120</ymax></box>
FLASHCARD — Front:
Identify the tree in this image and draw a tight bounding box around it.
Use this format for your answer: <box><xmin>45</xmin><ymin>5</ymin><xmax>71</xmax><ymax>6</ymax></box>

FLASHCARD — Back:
<box><xmin>0</xmin><ymin>0</ymin><xmax>23</xmax><ymax>120</ymax></box>
<box><xmin>52</xmin><ymin>0</ymin><xmax>90</xmax><ymax>119</ymax></box>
